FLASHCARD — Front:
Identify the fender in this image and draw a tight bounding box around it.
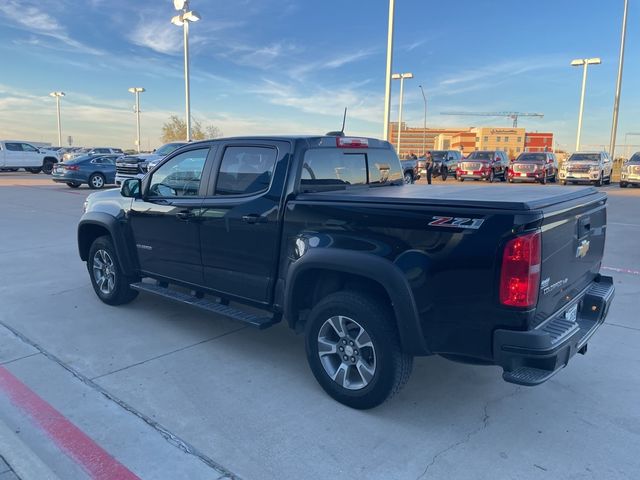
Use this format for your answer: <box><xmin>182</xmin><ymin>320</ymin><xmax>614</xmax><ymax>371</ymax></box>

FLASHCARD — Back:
<box><xmin>285</xmin><ymin>248</ymin><xmax>429</xmax><ymax>355</ymax></box>
<box><xmin>78</xmin><ymin>212</ymin><xmax>138</xmax><ymax>276</ymax></box>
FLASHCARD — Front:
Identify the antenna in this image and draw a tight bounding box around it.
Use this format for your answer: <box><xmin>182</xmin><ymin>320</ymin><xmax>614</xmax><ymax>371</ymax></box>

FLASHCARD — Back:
<box><xmin>326</xmin><ymin>107</ymin><xmax>348</xmax><ymax>137</ymax></box>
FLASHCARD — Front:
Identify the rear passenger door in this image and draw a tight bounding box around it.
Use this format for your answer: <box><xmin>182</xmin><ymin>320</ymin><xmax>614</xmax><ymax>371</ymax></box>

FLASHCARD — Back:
<box><xmin>3</xmin><ymin>143</ymin><xmax>24</xmax><ymax>167</ymax></box>
<box><xmin>198</xmin><ymin>140</ymin><xmax>292</xmax><ymax>304</ymax></box>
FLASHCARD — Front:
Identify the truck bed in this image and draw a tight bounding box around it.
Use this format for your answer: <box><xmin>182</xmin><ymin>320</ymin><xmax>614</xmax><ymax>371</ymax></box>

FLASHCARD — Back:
<box><xmin>298</xmin><ymin>184</ymin><xmax>603</xmax><ymax>211</ymax></box>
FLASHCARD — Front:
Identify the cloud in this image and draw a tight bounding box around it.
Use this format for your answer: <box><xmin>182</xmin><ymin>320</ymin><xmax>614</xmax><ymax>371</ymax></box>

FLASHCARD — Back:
<box><xmin>0</xmin><ymin>0</ymin><xmax>103</xmax><ymax>55</ymax></box>
<box><xmin>289</xmin><ymin>48</ymin><xmax>378</xmax><ymax>77</ymax></box>
<box><xmin>128</xmin><ymin>20</ymin><xmax>183</xmax><ymax>55</ymax></box>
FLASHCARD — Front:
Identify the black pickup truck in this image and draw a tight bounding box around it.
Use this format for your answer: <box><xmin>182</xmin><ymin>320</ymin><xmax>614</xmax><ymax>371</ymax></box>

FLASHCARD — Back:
<box><xmin>77</xmin><ymin>135</ymin><xmax>614</xmax><ymax>409</ymax></box>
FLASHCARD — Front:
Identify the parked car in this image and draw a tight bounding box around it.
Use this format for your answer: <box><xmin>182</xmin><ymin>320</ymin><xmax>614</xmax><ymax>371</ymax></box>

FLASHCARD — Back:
<box><xmin>559</xmin><ymin>152</ymin><xmax>613</xmax><ymax>186</ymax></box>
<box><xmin>0</xmin><ymin>140</ymin><xmax>59</xmax><ymax>174</ymax></box>
<box><xmin>400</xmin><ymin>157</ymin><xmax>420</xmax><ymax>183</ymax></box>
<box><xmin>620</xmin><ymin>152</ymin><xmax>640</xmax><ymax>188</ymax></box>
<box><xmin>456</xmin><ymin>150</ymin><xmax>509</xmax><ymax>182</ymax></box>
<box><xmin>77</xmin><ymin>134</ymin><xmax>614</xmax><ymax>409</ymax></box>
<box><xmin>65</xmin><ymin>147</ymin><xmax>124</xmax><ymax>162</ymax></box>
<box><xmin>508</xmin><ymin>152</ymin><xmax>558</xmax><ymax>184</ymax></box>
<box><xmin>430</xmin><ymin>150</ymin><xmax>462</xmax><ymax>180</ymax></box>
<box><xmin>51</xmin><ymin>154</ymin><xmax>118</xmax><ymax>189</ymax></box>
<box><xmin>115</xmin><ymin>142</ymin><xmax>187</xmax><ymax>185</ymax></box>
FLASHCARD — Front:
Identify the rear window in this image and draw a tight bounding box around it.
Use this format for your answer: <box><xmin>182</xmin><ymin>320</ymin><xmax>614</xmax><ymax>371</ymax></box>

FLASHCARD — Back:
<box><xmin>301</xmin><ymin>148</ymin><xmax>401</xmax><ymax>190</ymax></box>
<box><xmin>517</xmin><ymin>153</ymin><xmax>546</xmax><ymax>163</ymax></box>
<box><xmin>568</xmin><ymin>153</ymin><xmax>600</xmax><ymax>162</ymax></box>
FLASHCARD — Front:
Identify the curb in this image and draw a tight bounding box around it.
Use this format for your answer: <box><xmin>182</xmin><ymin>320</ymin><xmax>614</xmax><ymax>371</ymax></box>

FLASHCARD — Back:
<box><xmin>0</xmin><ymin>418</ymin><xmax>61</xmax><ymax>480</ymax></box>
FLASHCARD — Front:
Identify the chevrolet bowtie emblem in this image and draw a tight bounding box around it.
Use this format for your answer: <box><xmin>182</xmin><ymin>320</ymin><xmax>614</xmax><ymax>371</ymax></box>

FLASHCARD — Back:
<box><xmin>576</xmin><ymin>239</ymin><xmax>590</xmax><ymax>258</ymax></box>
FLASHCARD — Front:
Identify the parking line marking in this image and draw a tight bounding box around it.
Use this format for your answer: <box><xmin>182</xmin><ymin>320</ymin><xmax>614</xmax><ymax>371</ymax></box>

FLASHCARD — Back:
<box><xmin>603</xmin><ymin>266</ymin><xmax>640</xmax><ymax>276</ymax></box>
<box><xmin>0</xmin><ymin>366</ymin><xmax>140</xmax><ymax>480</ymax></box>
<box><xmin>609</xmin><ymin>222</ymin><xmax>640</xmax><ymax>228</ymax></box>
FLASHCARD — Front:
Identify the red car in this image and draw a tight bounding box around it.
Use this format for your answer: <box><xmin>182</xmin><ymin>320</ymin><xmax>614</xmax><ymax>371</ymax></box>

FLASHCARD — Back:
<box><xmin>508</xmin><ymin>152</ymin><xmax>558</xmax><ymax>184</ymax></box>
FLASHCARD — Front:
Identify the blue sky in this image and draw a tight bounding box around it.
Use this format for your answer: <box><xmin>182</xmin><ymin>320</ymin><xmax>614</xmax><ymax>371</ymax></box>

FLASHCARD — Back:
<box><xmin>0</xmin><ymin>0</ymin><xmax>638</xmax><ymax>154</ymax></box>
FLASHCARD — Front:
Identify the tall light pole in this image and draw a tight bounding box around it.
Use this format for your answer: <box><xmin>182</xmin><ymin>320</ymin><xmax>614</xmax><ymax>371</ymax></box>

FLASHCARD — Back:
<box><xmin>128</xmin><ymin>87</ymin><xmax>145</xmax><ymax>153</ymax></box>
<box><xmin>49</xmin><ymin>91</ymin><xmax>65</xmax><ymax>147</ymax></box>
<box><xmin>171</xmin><ymin>0</ymin><xmax>201</xmax><ymax>142</ymax></box>
<box><xmin>382</xmin><ymin>0</ymin><xmax>395</xmax><ymax>141</ymax></box>
<box><xmin>392</xmin><ymin>72</ymin><xmax>413</xmax><ymax>157</ymax></box>
<box><xmin>609</xmin><ymin>0</ymin><xmax>629</xmax><ymax>159</ymax></box>
<box><xmin>418</xmin><ymin>85</ymin><xmax>427</xmax><ymax>155</ymax></box>
<box><xmin>571</xmin><ymin>58</ymin><xmax>601</xmax><ymax>151</ymax></box>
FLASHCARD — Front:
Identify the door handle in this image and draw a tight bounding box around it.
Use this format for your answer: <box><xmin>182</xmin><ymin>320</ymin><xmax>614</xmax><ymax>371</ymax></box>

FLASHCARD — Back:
<box><xmin>242</xmin><ymin>214</ymin><xmax>266</xmax><ymax>224</ymax></box>
<box><xmin>176</xmin><ymin>210</ymin><xmax>195</xmax><ymax>221</ymax></box>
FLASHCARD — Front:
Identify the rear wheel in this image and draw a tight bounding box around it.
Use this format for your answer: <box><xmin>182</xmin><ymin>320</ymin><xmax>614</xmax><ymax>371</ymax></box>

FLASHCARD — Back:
<box><xmin>27</xmin><ymin>167</ymin><xmax>42</xmax><ymax>174</ymax></box>
<box><xmin>304</xmin><ymin>291</ymin><xmax>413</xmax><ymax>409</ymax></box>
<box><xmin>89</xmin><ymin>173</ymin><xmax>105</xmax><ymax>189</ymax></box>
<box><xmin>87</xmin><ymin>236</ymin><xmax>139</xmax><ymax>305</ymax></box>
<box><xmin>66</xmin><ymin>182</ymin><xmax>81</xmax><ymax>188</ymax></box>
<box><xmin>403</xmin><ymin>172</ymin><xmax>414</xmax><ymax>184</ymax></box>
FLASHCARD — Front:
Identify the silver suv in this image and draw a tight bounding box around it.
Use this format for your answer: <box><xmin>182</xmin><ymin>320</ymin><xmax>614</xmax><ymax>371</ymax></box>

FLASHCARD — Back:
<box><xmin>559</xmin><ymin>152</ymin><xmax>613</xmax><ymax>186</ymax></box>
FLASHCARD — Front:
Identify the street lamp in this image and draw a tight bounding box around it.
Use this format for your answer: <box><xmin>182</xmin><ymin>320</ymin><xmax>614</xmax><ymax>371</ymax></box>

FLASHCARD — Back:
<box><xmin>609</xmin><ymin>0</ymin><xmax>629</xmax><ymax>159</ymax></box>
<box><xmin>128</xmin><ymin>87</ymin><xmax>145</xmax><ymax>153</ymax></box>
<box><xmin>418</xmin><ymin>85</ymin><xmax>427</xmax><ymax>156</ymax></box>
<box><xmin>571</xmin><ymin>57</ymin><xmax>601</xmax><ymax>151</ymax></box>
<box><xmin>382</xmin><ymin>0</ymin><xmax>395</xmax><ymax>141</ymax></box>
<box><xmin>171</xmin><ymin>0</ymin><xmax>201</xmax><ymax>142</ymax></box>
<box><xmin>392</xmin><ymin>72</ymin><xmax>413</xmax><ymax>156</ymax></box>
<box><xmin>49</xmin><ymin>91</ymin><xmax>65</xmax><ymax>147</ymax></box>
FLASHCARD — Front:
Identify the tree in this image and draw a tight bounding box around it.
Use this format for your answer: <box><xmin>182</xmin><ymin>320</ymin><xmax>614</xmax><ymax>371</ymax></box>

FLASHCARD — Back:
<box><xmin>161</xmin><ymin>115</ymin><xmax>223</xmax><ymax>143</ymax></box>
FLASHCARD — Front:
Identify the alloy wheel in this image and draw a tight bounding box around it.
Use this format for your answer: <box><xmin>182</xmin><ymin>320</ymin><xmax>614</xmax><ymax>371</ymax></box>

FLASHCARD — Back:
<box><xmin>92</xmin><ymin>249</ymin><xmax>116</xmax><ymax>295</ymax></box>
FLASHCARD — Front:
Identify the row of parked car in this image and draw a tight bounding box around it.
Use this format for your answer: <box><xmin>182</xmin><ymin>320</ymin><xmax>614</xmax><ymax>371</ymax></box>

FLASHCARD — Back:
<box><xmin>401</xmin><ymin>149</ymin><xmax>640</xmax><ymax>188</ymax></box>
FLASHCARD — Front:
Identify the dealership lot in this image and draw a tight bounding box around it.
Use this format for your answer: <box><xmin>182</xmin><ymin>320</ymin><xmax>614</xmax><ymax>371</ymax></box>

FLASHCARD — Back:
<box><xmin>0</xmin><ymin>172</ymin><xmax>638</xmax><ymax>480</ymax></box>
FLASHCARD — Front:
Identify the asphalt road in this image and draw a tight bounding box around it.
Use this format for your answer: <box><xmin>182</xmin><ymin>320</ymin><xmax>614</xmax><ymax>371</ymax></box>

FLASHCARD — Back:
<box><xmin>0</xmin><ymin>172</ymin><xmax>638</xmax><ymax>480</ymax></box>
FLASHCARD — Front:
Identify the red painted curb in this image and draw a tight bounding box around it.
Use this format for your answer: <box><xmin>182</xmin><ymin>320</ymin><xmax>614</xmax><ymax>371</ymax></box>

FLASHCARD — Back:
<box><xmin>0</xmin><ymin>366</ymin><xmax>140</xmax><ymax>480</ymax></box>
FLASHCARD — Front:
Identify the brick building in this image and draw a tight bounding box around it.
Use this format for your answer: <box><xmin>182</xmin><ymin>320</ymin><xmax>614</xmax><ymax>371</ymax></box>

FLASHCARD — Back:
<box><xmin>525</xmin><ymin>132</ymin><xmax>553</xmax><ymax>152</ymax></box>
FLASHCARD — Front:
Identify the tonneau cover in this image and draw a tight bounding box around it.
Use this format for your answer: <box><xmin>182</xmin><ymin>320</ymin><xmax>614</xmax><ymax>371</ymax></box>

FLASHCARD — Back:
<box><xmin>297</xmin><ymin>184</ymin><xmax>604</xmax><ymax>211</ymax></box>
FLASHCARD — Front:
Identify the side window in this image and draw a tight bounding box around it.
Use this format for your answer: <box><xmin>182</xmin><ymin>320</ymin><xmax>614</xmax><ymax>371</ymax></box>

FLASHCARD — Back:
<box><xmin>216</xmin><ymin>146</ymin><xmax>277</xmax><ymax>196</ymax></box>
<box><xmin>90</xmin><ymin>158</ymin><xmax>103</xmax><ymax>164</ymax></box>
<box><xmin>21</xmin><ymin>143</ymin><xmax>38</xmax><ymax>152</ymax></box>
<box><xmin>5</xmin><ymin>143</ymin><xmax>22</xmax><ymax>152</ymax></box>
<box><xmin>148</xmin><ymin>148</ymin><xmax>208</xmax><ymax>197</ymax></box>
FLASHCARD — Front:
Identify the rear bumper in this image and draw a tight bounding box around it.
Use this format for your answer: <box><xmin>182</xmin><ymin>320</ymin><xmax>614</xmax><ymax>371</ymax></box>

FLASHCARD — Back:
<box><xmin>493</xmin><ymin>275</ymin><xmax>614</xmax><ymax>386</ymax></box>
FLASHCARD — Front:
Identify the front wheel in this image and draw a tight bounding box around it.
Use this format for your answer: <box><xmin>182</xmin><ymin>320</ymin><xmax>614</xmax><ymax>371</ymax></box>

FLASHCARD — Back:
<box><xmin>441</xmin><ymin>168</ymin><xmax>448</xmax><ymax>181</ymax></box>
<box><xmin>403</xmin><ymin>172</ymin><xmax>414</xmax><ymax>184</ymax></box>
<box><xmin>87</xmin><ymin>236</ymin><xmax>139</xmax><ymax>305</ymax></box>
<box><xmin>42</xmin><ymin>161</ymin><xmax>55</xmax><ymax>175</ymax></box>
<box><xmin>458</xmin><ymin>177</ymin><xmax>464</xmax><ymax>182</ymax></box>
<box><xmin>487</xmin><ymin>170</ymin><xmax>495</xmax><ymax>183</ymax></box>
<box><xmin>620</xmin><ymin>182</ymin><xmax>627</xmax><ymax>188</ymax></box>
<box><xmin>595</xmin><ymin>174</ymin><xmax>603</xmax><ymax>187</ymax></box>
<box><xmin>304</xmin><ymin>291</ymin><xmax>413</xmax><ymax>409</ymax></box>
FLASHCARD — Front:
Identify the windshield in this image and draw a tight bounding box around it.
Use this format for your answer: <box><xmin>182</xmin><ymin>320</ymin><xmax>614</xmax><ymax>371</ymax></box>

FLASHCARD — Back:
<box><xmin>568</xmin><ymin>153</ymin><xmax>600</xmax><ymax>163</ymax></box>
<box><xmin>430</xmin><ymin>151</ymin><xmax>447</xmax><ymax>161</ymax></box>
<box><xmin>156</xmin><ymin>143</ymin><xmax>184</xmax><ymax>156</ymax></box>
<box><xmin>466</xmin><ymin>152</ymin><xmax>493</xmax><ymax>161</ymax></box>
<box><xmin>516</xmin><ymin>153</ymin><xmax>546</xmax><ymax>163</ymax></box>
<box><xmin>627</xmin><ymin>153</ymin><xmax>640</xmax><ymax>164</ymax></box>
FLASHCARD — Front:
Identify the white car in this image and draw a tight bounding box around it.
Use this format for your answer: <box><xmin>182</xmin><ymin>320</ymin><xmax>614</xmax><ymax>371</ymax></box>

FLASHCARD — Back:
<box><xmin>0</xmin><ymin>140</ymin><xmax>59</xmax><ymax>174</ymax></box>
<box><xmin>559</xmin><ymin>151</ymin><xmax>613</xmax><ymax>186</ymax></box>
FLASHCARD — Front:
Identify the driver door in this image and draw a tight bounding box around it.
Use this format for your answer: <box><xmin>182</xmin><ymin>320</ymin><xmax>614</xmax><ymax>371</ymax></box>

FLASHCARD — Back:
<box><xmin>128</xmin><ymin>147</ymin><xmax>214</xmax><ymax>286</ymax></box>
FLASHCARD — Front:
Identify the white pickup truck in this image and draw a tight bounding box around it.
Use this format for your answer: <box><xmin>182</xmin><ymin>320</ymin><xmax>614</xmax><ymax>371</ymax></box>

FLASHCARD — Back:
<box><xmin>0</xmin><ymin>141</ymin><xmax>59</xmax><ymax>174</ymax></box>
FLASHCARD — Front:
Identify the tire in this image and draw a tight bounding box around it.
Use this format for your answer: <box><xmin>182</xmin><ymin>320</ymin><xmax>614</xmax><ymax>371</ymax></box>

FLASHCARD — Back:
<box><xmin>508</xmin><ymin>178</ymin><xmax>514</xmax><ymax>183</ymax></box>
<box><xmin>88</xmin><ymin>173</ymin><xmax>105</xmax><ymax>189</ymax></box>
<box><xmin>595</xmin><ymin>174</ymin><xmax>603</xmax><ymax>187</ymax></box>
<box><xmin>87</xmin><ymin>236</ymin><xmax>139</xmax><ymax>306</ymax></box>
<box><xmin>27</xmin><ymin>167</ymin><xmax>42</xmax><ymax>174</ymax></box>
<box><xmin>42</xmin><ymin>160</ymin><xmax>55</xmax><ymax>175</ymax></box>
<box><xmin>66</xmin><ymin>182</ymin><xmax>81</xmax><ymax>188</ymax></box>
<box><xmin>605</xmin><ymin>175</ymin><xmax>611</xmax><ymax>185</ymax></box>
<box><xmin>487</xmin><ymin>170</ymin><xmax>495</xmax><ymax>183</ymax></box>
<box><xmin>304</xmin><ymin>291</ymin><xmax>413</xmax><ymax>409</ymax></box>
<box><xmin>441</xmin><ymin>169</ymin><xmax>448</xmax><ymax>181</ymax></box>
<box><xmin>540</xmin><ymin>174</ymin><xmax>547</xmax><ymax>185</ymax></box>
<box><xmin>620</xmin><ymin>182</ymin><xmax>627</xmax><ymax>188</ymax></box>
<box><xmin>561</xmin><ymin>180</ymin><xmax>567</xmax><ymax>185</ymax></box>
<box><xmin>403</xmin><ymin>172</ymin><xmax>414</xmax><ymax>184</ymax></box>
<box><xmin>458</xmin><ymin>177</ymin><xmax>464</xmax><ymax>182</ymax></box>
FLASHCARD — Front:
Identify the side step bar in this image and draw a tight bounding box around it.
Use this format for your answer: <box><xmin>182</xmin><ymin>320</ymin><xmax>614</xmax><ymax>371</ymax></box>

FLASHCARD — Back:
<box><xmin>130</xmin><ymin>282</ymin><xmax>279</xmax><ymax>330</ymax></box>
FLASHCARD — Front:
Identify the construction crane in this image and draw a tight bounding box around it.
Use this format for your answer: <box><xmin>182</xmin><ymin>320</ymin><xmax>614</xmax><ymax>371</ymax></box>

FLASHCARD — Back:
<box><xmin>439</xmin><ymin>111</ymin><xmax>544</xmax><ymax>128</ymax></box>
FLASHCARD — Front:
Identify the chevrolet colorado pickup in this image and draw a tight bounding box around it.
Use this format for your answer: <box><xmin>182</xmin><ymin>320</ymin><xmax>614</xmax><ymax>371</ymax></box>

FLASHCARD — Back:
<box><xmin>77</xmin><ymin>135</ymin><xmax>614</xmax><ymax>409</ymax></box>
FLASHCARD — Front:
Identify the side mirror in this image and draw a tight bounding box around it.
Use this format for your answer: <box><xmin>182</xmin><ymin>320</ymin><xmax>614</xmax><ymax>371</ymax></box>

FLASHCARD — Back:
<box><xmin>121</xmin><ymin>178</ymin><xmax>142</xmax><ymax>198</ymax></box>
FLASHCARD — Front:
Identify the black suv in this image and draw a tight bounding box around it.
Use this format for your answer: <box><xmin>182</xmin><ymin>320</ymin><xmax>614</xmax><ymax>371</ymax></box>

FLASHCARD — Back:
<box><xmin>429</xmin><ymin>150</ymin><xmax>462</xmax><ymax>180</ymax></box>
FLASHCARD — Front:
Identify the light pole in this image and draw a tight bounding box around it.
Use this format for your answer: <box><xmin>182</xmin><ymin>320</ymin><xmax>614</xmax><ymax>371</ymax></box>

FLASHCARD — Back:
<box><xmin>128</xmin><ymin>87</ymin><xmax>145</xmax><ymax>153</ymax></box>
<box><xmin>571</xmin><ymin>58</ymin><xmax>601</xmax><ymax>151</ymax></box>
<box><xmin>382</xmin><ymin>0</ymin><xmax>396</xmax><ymax>141</ymax></box>
<box><xmin>49</xmin><ymin>91</ymin><xmax>65</xmax><ymax>147</ymax></box>
<box><xmin>171</xmin><ymin>0</ymin><xmax>201</xmax><ymax>142</ymax></box>
<box><xmin>392</xmin><ymin>72</ymin><xmax>413</xmax><ymax>157</ymax></box>
<box><xmin>609</xmin><ymin>0</ymin><xmax>629</xmax><ymax>159</ymax></box>
<box><xmin>418</xmin><ymin>85</ymin><xmax>427</xmax><ymax>155</ymax></box>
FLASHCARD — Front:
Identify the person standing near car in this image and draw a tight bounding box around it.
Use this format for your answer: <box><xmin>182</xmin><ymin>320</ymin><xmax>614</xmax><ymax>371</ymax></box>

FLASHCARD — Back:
<box><xmin>425</xmin><ymin>151</ymin><xmax>433</xmax><ymax>185</ymax></box>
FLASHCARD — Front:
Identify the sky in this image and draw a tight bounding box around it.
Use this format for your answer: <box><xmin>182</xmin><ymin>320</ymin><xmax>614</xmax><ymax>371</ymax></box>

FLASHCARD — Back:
<box><xmin>0</xmin><ymin>0</ymin><xmax>638</xmax><ymax>154</ymax></box>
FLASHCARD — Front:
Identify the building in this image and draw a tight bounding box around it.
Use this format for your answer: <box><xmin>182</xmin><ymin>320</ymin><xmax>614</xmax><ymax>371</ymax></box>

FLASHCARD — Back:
<box><xmin>388</xmin><ymin>123</ymin><xmax>553</xmax><ymax>159</ymax></box>
<box><xmin>525</xmin><ymin>132</ymin><xmax>553</xmax><ymax>152</ymax></box>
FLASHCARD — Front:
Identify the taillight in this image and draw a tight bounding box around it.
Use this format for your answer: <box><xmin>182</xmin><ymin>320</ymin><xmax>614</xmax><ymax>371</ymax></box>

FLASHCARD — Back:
<box><xmin>66</xmin><ymin>165</ymin><xmax>80</xmax><ymax>171</ymax></box>
<box><xmin>499</xmin><ymin>232</ymin><xmax>541</xmax><ymax>308</ymax></box>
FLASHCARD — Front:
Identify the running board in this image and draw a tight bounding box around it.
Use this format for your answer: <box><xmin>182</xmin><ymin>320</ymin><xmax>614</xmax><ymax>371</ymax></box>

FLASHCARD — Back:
<box><xmin>130</xmin><ymin>282</ymin><xmax>279</xmax><ymax>329</ymax></box>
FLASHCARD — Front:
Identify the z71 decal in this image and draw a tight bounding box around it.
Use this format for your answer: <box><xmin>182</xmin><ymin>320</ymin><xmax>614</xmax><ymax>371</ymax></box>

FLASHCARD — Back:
<box><xmin>428</xmin><ymin>216</ymin><xmax>485</xmax><ymax>230</ymax></box>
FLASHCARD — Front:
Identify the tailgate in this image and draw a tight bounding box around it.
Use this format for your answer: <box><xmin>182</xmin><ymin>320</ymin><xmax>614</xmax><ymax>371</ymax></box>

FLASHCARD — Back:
<box><xmin>534</xmin><ymin>192</ymin><xmax>607</xmax><ymax>326</ymax></box>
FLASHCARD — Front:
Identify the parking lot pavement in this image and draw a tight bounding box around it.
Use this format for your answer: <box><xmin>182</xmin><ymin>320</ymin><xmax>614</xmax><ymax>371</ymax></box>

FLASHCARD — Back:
<box><xmin>1</xmin><ymin>174</ymin><xmax>639</xmax><ymax>479</ymax></box>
